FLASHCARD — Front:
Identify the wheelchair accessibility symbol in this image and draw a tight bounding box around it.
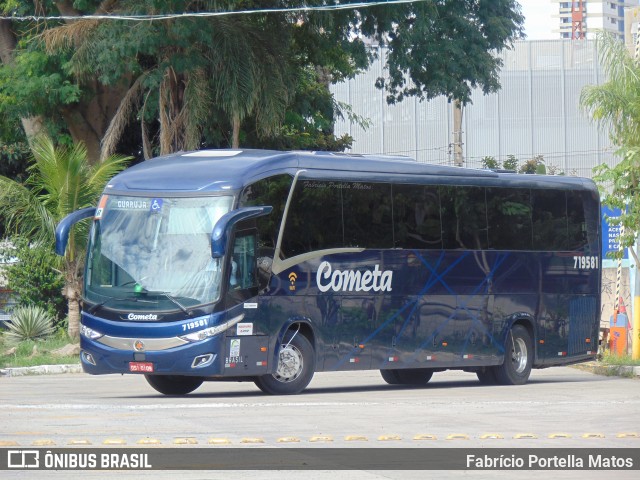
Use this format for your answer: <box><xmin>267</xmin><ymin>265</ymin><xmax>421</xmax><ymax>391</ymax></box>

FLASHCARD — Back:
<box><xmin>150</xmin><ymin>198</ymin><xmax>163</xmax><ymax>213</ymax></box>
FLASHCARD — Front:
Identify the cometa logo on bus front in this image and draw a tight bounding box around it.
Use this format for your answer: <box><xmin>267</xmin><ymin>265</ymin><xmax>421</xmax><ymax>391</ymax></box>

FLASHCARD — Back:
<box><xmin>316</xmin><ymin>261</ymin><xmax>393</xmax><ymax>293</ymax></box>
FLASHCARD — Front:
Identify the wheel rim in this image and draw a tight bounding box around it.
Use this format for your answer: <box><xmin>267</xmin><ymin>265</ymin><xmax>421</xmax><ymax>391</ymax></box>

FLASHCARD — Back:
<box><xmin>511</xmin><ymin>337</ymin><xmax>528</xmax><ymax>374</ymax></box>
<box><xmin>273</xmin><ymin>344</ymin><xmax>303</xmax><ymax>383</ymax></box>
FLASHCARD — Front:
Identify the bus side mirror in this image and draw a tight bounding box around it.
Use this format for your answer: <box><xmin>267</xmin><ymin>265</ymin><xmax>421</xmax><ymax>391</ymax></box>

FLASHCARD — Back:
<box><xmin>211</xmin><ymin>206</ymin><xmax>273</xmax><ymax>258</ymax></box>
<box><xmin>55</xmin><ymin>207</ymin><xmax>96</xmax><ymax>255</ymax></box>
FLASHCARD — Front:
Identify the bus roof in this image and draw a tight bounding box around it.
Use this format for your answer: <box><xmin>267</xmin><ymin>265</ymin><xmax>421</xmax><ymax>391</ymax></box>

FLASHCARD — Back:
<box><xmin>105</xmin><ymin>149</ymin><xmax>596</xmax><ymax>194</ymax></box>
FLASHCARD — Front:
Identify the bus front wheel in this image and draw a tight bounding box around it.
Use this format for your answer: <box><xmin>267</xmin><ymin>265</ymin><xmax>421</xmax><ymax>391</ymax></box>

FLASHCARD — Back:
<box><xmin>145</xmin><ymin>375</ymin><xmax>204</xmax><ymax>395</ymax></box>
<box><xmin>380</xmin><ymin>368</ymin><xmax>433</xmax><ymax>385</ymax></box>
<box><xmin>494</xmin><ymin>324</ymin><xmax>533</xmax><ymax>385</ymax></box>
<box><xmin>254</xmin><ymin>332</ymin><xmax>315</xmax><ymax>395</ymax></box>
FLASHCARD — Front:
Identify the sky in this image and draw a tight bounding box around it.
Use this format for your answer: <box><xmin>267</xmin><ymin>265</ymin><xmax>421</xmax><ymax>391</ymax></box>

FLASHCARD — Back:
<box><xmin>518</xmin><ymin>0</ymin><xmax>556</xmax><ymax>40</ymax></box>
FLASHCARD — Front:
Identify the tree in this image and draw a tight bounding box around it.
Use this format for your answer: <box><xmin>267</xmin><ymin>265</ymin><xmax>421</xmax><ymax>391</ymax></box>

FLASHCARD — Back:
<box><xmin>580</xmin><ymin>32</ymin><xmax>640</xmax><ymax>264</ymax></box>
<box><xmin>1</xmin><ymin>1</ymin><xmax>524</xmax><ymax>160</ymax></box>
<box><xmin>0</xmin><ymin>135</ymin><xmax>130</xmax><ymax>340</ymax></box>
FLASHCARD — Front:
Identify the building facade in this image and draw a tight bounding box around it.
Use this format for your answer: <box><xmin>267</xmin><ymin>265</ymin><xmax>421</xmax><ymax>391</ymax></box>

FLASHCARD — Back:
<box><xmin>554</xmin><ymin>0</ymin><xmax>639</xmax><ymax>40</ymax></box>
<box><xmin>331</xmin><ymin>40</ymin><xmax>615</xmax><ymax>179</ymax></box>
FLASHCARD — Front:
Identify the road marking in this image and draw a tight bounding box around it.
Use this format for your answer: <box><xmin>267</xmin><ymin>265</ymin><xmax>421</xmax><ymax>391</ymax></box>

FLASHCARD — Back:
<box><xmin>309</xmin><ymin>436</ymin><xmax>333</xmax><ymax>442</ymax></box>
<box><xmin>0</xmin><ymin>440</ymin><xmax>18</xmax><ymax>446</ymax></box>
<box><xmin>208</xmin><ymin>438</ymin><xmax>232</xmax><ymax>445</ymax></box>
<box><xmin>480</xmin><ymin>433</ymin><xmax>504</xmax><ymax>439</ymax></box>
<box><xmin>413</xmin><ymin>434</ymin><xmax>437</xmax><ymax>441</ymax></box>
<box><xmin>32</xmin><ymin>439</ymin><xmax>56</xmax><ymax>446</ymax></box>
<box><xmin>103</xmin><ymin>438</ymin><xmax>126</xmax><ymax>445</ymax></box>
<box><xmin>616</xmin><ymin>432</ymin><xmax>639</xmax><ymax>438</ymax></box>
<box><xmin>446</xmin><ymin>434</ymin><xmax>470</xmax><ymax>440</ymax></box>
<box><xmin>582</xmin><ymin>433</ymin><xmax>605</xmax><ymax>439</ymax></box>
<box><xmin>241</xmin><ymin>438</ymin><xmax>265</xmax><ymax>444</ymax></box>
<box><xmin>514</xmin><ymin>433</ymin><xmax>538</xmax><ymax>439</ymax></box>
<box><xmin>277</xmin><ymin>437</ymin><xmax>301</xmax><ymax>443</ymax></box>
<box><xmin>173</xmin><ymin>437</ymin><xmax>197</xmax><ymax>445</ymax></box>
<box><xmin>549</xmin><ymin>433</ymin><xmax>572</xmax><ymax>439</ymax></box>
<box><xmin>344</xmin><ymin>435</ymin><xmax>368</xmax><ymax>442</ymax></box>
<box><xmin>137</xmin><ymin>438</ymin><xmax>161</xmax><ymax>445</ymax></box>
<box><xmin>377</xmin><ymin>434</ymin><xmax>401</xmax><ymax>441</ymax></box>
<box><xmin>68</xmin><ymin>439</ymin><xmax>91</xmax><ymax>445</ymax></box>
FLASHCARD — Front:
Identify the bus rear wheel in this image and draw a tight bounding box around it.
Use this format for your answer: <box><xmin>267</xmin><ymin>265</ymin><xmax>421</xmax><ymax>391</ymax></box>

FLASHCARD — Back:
<box><xmin>254</xmin><ymin>331</ymin><xmax>315</xmax><ymax>395</ymax></box>
<box><xmin>145</xmin><ymin>375</ymin><xmax>204</xmax><ymax>395</ymax></box>
<box><xmin>380</xmin><ymin>368</ymin><xmax>433</xmax><ymax>385</ymax></box>
<box><xmin>494</xmin><ymin>324</ymin><xmax>533</xmax><ymax>385</ymax></box>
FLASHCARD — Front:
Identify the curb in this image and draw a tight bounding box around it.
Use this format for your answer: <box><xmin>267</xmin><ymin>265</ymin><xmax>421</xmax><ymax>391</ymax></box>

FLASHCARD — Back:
<box><xmin>0</xmin><ymin>364</ymin><xmax>82</xmax><ymax>377</ymax></box>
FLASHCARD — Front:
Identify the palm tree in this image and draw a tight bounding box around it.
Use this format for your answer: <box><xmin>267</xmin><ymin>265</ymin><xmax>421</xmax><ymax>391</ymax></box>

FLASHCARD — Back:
<box><xmin>580</xmin><ymin>32</ymin><xmax>640</xmax><ymax>149</ymax></box>
<box><xmin>0</xmin><ymin>135</ymin><xmax>130</xmax><ymax>340</ymax></box>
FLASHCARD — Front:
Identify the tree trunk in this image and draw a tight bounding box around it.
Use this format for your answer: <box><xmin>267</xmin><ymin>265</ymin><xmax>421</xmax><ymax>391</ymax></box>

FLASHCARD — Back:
<box><xmin>65</xmin><ymin>280</ymin><xmax>81</xmax><ymax>342</ymax></box>
<box><xmin>232</xmin><ymin>113</ymin><xmax>241</xmax><ymax>149</ymax></box>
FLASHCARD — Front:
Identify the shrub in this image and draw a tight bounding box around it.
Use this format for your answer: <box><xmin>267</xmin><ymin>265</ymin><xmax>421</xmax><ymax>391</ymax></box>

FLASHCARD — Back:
<box><xmin>4</xmin><ymin>305</ymin><xmax>55</xmax><ymax>345</ymax></box>
<box><xmin>0</xmin><ymin>239</ymin><xmax>65</xmax><ymax>326</ymax></box>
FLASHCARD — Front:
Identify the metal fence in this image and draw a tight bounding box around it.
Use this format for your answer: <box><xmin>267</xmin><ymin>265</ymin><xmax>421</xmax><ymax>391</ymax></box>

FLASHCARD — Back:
<box><xmin>332</xmin><ymin>40</ymin><xmax>616</xmax><ymax>178</ymax></box>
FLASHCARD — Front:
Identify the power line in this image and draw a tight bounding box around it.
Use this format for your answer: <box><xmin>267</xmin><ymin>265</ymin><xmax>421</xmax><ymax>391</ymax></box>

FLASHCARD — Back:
<box><xmin>0</xmin><ymin>0</ymin><xmax>427</xmax><ymax>22</ymax></box>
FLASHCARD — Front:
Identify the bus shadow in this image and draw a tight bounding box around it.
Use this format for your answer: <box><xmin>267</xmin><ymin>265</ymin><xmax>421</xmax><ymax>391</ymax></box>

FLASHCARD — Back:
<box><xmin>118</xmin><ymin>374</ymin><xmax>595</xmax><ymax>400</ymax></box>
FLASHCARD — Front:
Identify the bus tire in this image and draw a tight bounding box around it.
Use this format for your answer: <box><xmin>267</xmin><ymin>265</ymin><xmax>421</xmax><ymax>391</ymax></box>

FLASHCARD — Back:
<box><xmin>380</xmin><ymin>368</ymin><xmax>433</xmax><ymax>385</ymax></box>
<box><xmin>476</xmin><ymin>367</ymin><xmax>497</xmax><ymax>385</ymax></box>
<box><xmin>145</xmin><ymin>375</ymin><xmax>204</xmax><ymax>395</ymax></box>
<box><xmin>254</xmin><ymin>332</ymin><xmax>315</xmax><ymax>395</ymax></box>
<box><xmin>494</xmin><ymin>324</ymin><xmax>533</xmax><ymax>386</ymax></box>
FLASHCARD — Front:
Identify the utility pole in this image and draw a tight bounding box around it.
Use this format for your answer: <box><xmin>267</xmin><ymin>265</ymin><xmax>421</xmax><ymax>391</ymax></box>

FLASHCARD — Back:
<box><xmin>452</xmin><ymin>99</ymin><xmax>464</xmax><ymax>167</ymax></box>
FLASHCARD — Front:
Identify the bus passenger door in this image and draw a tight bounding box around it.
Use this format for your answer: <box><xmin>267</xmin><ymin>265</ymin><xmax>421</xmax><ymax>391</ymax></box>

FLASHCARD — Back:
<box><xmin>222</xmin><ymin>228</ymin><xmax>270</xmax><ymax>376</ymax></box>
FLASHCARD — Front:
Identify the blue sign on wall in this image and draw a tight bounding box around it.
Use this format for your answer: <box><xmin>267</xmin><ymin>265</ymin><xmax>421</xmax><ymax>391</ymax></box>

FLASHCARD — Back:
<box><xmin>602</xmin><ymin>206</ymin><xmax>628</xmax><ymax>259</ymax></box>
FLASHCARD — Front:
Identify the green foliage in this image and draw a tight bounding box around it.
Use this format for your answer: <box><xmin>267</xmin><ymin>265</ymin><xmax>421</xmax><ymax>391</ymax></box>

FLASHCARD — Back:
<box><xmin>0</xmin><ymin>48</ymin><xmax>80</xmax><ymax>119</ymax></box>
<box><xmin>363</xmin><ymin>0</ymin><xmax>524</xmax><ymax>104</ymax></box>
<box><xmin>0</xmin><ymin>142</ymin><xmax>30</xmax><ymax>182</ymax></box>
<box><xmin>519</xmin><ymin>155</ymin><xmax>545</xmax><ymax>174</ymax></box>
<box><xmin>481</xmin><ymin>156</ymin><xmax>500</xmax><ymax>169</ymax></box>
<box><xmin>4</xmin><ymin>305</ymin><xmax>55</xmax><ymax>345</ymax></box>
<box><xmin>580</xmin><ymin>32</ymin><xmax>640</xmax><ymax>256</ymax></box>
<box><xmin>503</xmin><ymin>154</ymin><xmax>518</xmax><ymax>171</ymax></box>
<box><xmin>0</xmin><ymin>239</ymin><xmax>65</xmax><ymax>325</ymax></box>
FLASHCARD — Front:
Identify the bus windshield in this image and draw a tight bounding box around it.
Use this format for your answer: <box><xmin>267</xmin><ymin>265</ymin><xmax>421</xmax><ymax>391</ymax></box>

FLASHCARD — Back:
<box><xmin>85</xmin><ymin>195</ymin><xmax>234</xmax><ymax>315</ymax></box>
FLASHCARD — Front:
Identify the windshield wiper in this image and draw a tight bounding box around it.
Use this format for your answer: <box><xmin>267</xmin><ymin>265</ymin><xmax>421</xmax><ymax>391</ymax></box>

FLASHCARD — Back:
<box><xmin>150</xmin><ymin>291</ymin><xmax>192</xmax><ymax>316</ymax></box>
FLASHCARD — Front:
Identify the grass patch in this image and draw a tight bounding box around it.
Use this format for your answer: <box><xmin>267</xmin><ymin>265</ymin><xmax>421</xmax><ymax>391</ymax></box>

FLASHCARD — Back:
<box><xmin>0</xmin><ymin>331</ymin><xmax>79</xmax><ymax>368</ymax></box>
<box><xmin>599</xmin><ymin>352</ymin><xmax>640</xmax><ymax>367</ymax></box>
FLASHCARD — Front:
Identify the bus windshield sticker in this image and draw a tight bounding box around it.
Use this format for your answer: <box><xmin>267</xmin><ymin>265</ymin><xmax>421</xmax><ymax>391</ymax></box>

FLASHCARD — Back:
<box><xmin>230</xmin><ymin>339</ymin><xmax>240</xmax><ymax>357</ymax></box>
<box><xmin>244</xmin><ymin>302</ymin><xmax>258</xmax><ymax>309</ymax></box>
<box><xmin>114</xmin><ymin>199</ymin><xmax>149</xmax><ymax>210</ymax></box>
<box><xmin>237</xmin><ymin>323</ymin><xmax>253</xmax><ymax>336</ymax></box>
<box><xmin>150</xmin><ymin>198</ymin><xmax>163</xmax><ymax>213</ymax></box>
<box><xmin>95</xmin><ymin>195</ymin><xmax>109</xmax><ymax>219</ymax></box>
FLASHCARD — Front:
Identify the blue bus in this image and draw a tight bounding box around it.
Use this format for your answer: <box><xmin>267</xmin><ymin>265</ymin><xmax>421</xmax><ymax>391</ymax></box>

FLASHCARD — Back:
<box><xmin>56</xmin><ymin>150</ymin><xmax>601</xmax><ymax>395</ymax></box>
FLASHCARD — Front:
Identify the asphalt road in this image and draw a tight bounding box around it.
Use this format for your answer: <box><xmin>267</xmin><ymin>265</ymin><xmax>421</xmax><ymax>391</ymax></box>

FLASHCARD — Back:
<box><xmin>1</xmin><ymin>366</ymin><xmax>639</xmax><ymax>479</ymax></box>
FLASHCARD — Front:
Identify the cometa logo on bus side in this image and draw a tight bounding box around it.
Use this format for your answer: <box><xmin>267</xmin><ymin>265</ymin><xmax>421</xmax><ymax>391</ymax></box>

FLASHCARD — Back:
<box><xmin>316</xmin><ymin>261</ymin><xmax>393</xmax><ymax>293</ymax></box>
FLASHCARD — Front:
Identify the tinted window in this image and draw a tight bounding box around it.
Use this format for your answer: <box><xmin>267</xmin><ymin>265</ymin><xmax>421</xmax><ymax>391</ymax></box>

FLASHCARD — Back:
<box><xmin>567</xmin><ymin>191</ymin><xmax>589</xmax><ymax>251</ymax></box>
<box><xmin>440</xmin><ymin>186</ymin><xmax>488</xmax><ymax>250</ymax></box>
<box><xmin>531</xmin><ymin>189</ymin><xmax>568</xmax><ymax>250</ymax></box>
<box><xmin>486</xmin><ymin>188</ymin><xmax>532</xmax><ymax>250</ymax></box>
<box><xmin>281</xmin><ymin>180</ymin><xmax>343</xmax><ymax>258</ymax></box>
<box><xmin>343</xmin><ymin>183</ymin><xmax>393</xmax><ymax>248</ymax></box>
<box><xmin>393</xmin><ymin>184</ymin><xmax>442</xmax><ymax>249</ymax></box>
<box><xmin>240</xmin><ymin>175</ymin><xmax>293</xmax><ymax>251</ymax></box>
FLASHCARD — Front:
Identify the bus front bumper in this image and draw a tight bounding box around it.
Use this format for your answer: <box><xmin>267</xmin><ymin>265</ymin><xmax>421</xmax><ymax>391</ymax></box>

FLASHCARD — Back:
<box><xmin>79</xmin><ymin>335</ymin><xmax>225</xmax><ymax>377</ymax></box>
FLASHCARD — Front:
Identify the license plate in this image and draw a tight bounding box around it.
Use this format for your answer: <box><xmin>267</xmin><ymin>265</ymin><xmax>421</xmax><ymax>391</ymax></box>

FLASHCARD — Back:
<box><xmin>129</xmin><ymin>361</ymin><xmax>154</xmax><ymax>373</ymax></box>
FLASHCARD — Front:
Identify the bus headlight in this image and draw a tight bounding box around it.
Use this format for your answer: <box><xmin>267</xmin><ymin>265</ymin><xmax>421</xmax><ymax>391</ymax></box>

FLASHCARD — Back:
<box><xmin>180</xmin><ymin>314</ymin><xmax>244</xmax><ymax>342</ymax></box>
<box><xmin>81</xmin><ymin>325</ymin><xmax>103</xmax><ymax>340</ymax></box>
